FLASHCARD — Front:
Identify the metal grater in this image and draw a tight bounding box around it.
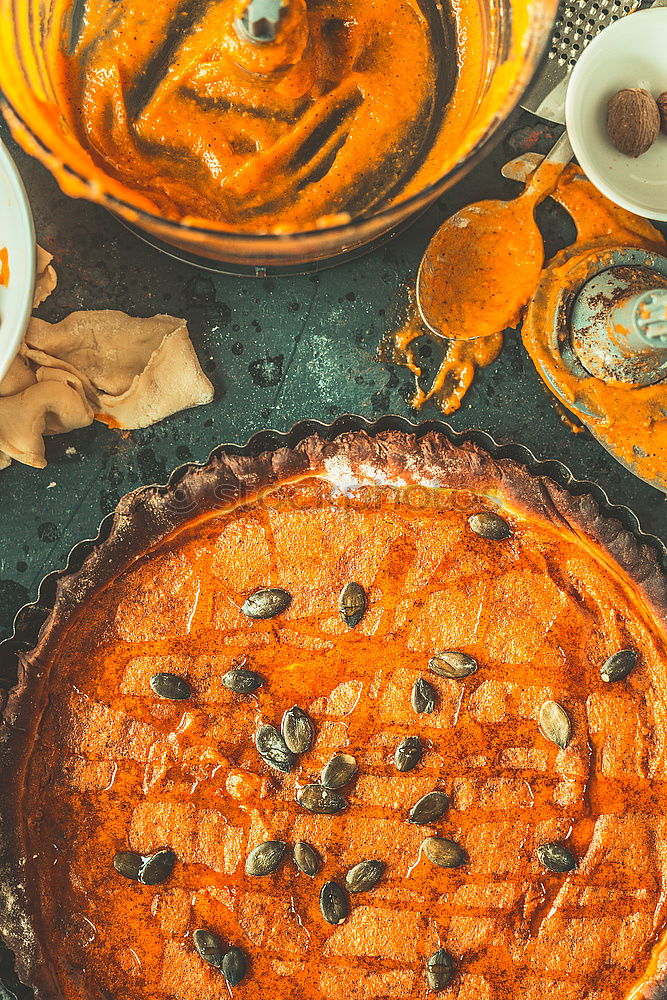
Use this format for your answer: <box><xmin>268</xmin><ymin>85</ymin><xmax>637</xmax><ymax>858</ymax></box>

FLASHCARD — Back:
<box><xmin>521</xmin><ymin>0</ymin><xmax>665</xmax><ymax>123</ymax></box>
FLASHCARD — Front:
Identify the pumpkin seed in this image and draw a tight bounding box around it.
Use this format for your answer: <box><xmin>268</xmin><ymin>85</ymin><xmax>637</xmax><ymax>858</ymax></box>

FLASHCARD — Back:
<box><xmin>297</xmin><ymin>783</ymin><xmax>347</xmax><ymax>815</ymax></box>
<box><xmin>339</xmin><ymin>582</ymin><xmax>367</xmax><ymax>628</ymax></box>
<box><xmin>539</xmin><ymin>700</ymin><xmax>571</xmax><ymax>750</ymax></box>
<box><xmin>394</xmin><ymin>736</ymin><xmax>423</xmax><ymax>772</ymax></box>
<box><xmin>322</xmin><ymin>753</ymin><xmax>357</xmax><ymax>790</ymax></box>
<box><xmin>113</xmin><ymin>850</ymin><xmax>143</xmax><ymax>881</ymax></box>
<box><xmin>241</xmin><ymin>587</ymin><xmax>292</xmax><ymax>619</ymax></box>
<box><xmin>345</xmin><ymin>859</ymin><xmax>383</xmax><ymax>894</ymax></box>
<box><xmin>537</xmin><ymin>842</ymin><xmax>577</xmax><ymax>873</ymax></box>
<box><xmin>293</xmin><ymin>841</ymin><xmax>320</xmax><ymax>877</ymax></box>
<box><xmin>222</xmin><ymin>668</ymin><xmax>264</xmax><ymax>694</ymax></box>
<box><xmin>423</xmin><ymin>837</ymin><xmax>466</xmax><ymax>869</ymax></box>
<box><xmin>255</xmin><ymin>724</ymin><xmax>295</xmax><ymax>773</ymax></box>
<box><xmin>601</xmin><ymin>649</ymin><xmax>638</xmax><ymax>683</ymax></box>
<box><xmin>140</xmin><ymin>849</ymin><xmax>176</xmax><ymax>885</ymax></box>
<box><xmin>149</xmin><ymin>672</ymin><xmax>191</xmax><ymax>701</ymax></box>
<box><xmin>426</xmin><ymin>948</ymin><xmax>454</xmax><ymax>992</ymax></box>
<box><xmin>468</xmin><ymin>511</ymin><xmax>511</xmax><ymax>540</ymax></box>
<box><xmin>412</xmin><ymin>677</ymin><xmax>436</xmax><ymax>714</ymax></box>
<box><xmin>193</xmin><ymin>928</ymin><xmax>224</xmax><ymax>968</ymax></box>
<box><xmin>281</xmin><ymin>706</ymin><xmax>315</xmax><ymax>754</ymax></box>
<box><xmin>245</xmin><ymin>840</ymin><xmax>286</xmax><ymax>877</ymax></box>
<box><xmin>320</xmin><ymin>881</ymin><xmax>349</xmax><ymax>924</ymax></box>
<box><xmin>222</xmin><ymin>947</ymin><xmax>247</xmax><ymax>987</ymax></box>
<box><xmin>408</xmin><ymin>790</ymin><xmax>449</xmax><ymax>826</ymax></box>
<box><xmin>429</xmin><ymin>651</ymin><xmax>477</xmax><ymax>680</ymax></box>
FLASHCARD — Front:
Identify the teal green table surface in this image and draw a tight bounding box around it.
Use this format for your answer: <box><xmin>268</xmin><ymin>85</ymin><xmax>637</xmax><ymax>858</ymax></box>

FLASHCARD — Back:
<box><xmin>1</xmin><ymin>115</ymin><xmax>666</xmax><ymax>645</ymax></box>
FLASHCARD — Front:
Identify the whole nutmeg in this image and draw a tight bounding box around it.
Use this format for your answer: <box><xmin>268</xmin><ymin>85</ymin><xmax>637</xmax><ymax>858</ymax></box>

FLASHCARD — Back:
<box><xmin>607</xmin><ymin>87</ymin><xmax>660</xmax><ymax>157</ymax></box>
<box><xmin>659</xmin><ymin>92</ymin><xmax>667</xmax><ymax>136</ymax></box>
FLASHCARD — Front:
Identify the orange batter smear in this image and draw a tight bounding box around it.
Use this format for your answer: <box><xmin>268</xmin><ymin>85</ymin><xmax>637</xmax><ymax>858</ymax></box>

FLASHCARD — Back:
<box><xmin>95</xmin><ymin>413</ymin><xmax>123</xmax><ymax>430</ymax></box>
<box><xmin>382</xmin><ymin>160</ymin><xmax>565</xmax><ymax>416</ymax></box>
<box><xmin>387</xmin><ymin>164</ymin><xmax>667</xmax><ymax>430</ymax></box>
<box><xmin>0</xmin><ymin>246</ymin><xmax>9</xmax><ymax>287</ymax></box>
<box><xmin>551</xmin><ymin>399</ymin><xmax>586</xmax><ymax>435</ymax></box>
<box><xmin>18</xmin><ymin>475</ymin><xmax>667</xmax><ymax>1000</ymax></box>
<box><xmin>548</xmin><ymin>172</ymin><xmax>665</xmax><ymax>248</ymax></box>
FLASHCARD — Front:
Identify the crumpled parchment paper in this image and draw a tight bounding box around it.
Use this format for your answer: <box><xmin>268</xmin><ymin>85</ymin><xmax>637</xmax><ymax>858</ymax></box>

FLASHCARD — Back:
<box><xmin>0</xmin><ymin>248</ymin><xmax>214</xmax><ymax>470</ymax></box>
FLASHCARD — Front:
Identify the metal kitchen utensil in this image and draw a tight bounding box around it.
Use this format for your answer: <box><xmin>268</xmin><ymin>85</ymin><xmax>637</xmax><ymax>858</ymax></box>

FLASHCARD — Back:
<box><xmin>521</xmin><ymin>0</ymin><xmax>667</xmax><ymax>124</ymax></box>
<box><xmin>415</xmin><ymin>130</ymin><xmax>574</xmax><ymax>341</ymax></box>
<box><xmin>525</xmin><ymin>244</ymin><xmax>667</xmax><ymax>493</ymax></box>
<box><xmin>570</xmin><ymin>268</ymin><xmax>667</xmax><ymax>385</ymax></box>
<box><xmin>235</xmin><ymin>0</ymin><xmax>289</xmax><ymax>43</ymax></box>
<box><xmin>502</xmin><ymin>151</ymin><xmax>667</xmax><ymax>490</ymax></box>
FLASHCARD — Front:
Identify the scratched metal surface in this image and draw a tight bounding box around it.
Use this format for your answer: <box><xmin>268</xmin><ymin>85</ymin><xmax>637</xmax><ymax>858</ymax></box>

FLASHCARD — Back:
<box><xmin>0</xmin><ymin>112</ymin><xmax>666</xmax><ymax>657</ymax></box>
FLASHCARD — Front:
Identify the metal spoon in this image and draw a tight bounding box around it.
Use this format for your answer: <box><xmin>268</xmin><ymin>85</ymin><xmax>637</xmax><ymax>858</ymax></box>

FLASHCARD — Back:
<box><xmin>416</xmin><ymin>131</ymin><xmax>573</xmax><ymax>342</ymax></box>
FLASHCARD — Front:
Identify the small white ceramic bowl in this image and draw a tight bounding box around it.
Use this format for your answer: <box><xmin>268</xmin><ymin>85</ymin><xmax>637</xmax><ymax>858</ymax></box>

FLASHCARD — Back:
<box><xmin>0</xmin><ymin>138</ymin><xmax>35</xmax><ymax>383</ymax></box>
<box><xmin>566</xmin><ymin>6</ymin><xmax>667</xmax><ymax>222</ymax></box>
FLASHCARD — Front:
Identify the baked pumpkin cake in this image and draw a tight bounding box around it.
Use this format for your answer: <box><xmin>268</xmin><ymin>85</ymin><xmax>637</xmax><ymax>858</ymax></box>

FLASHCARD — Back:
<box><xmin>2</xmin><ymin>429</ymin><xmax>667</xmax><ymax>1000</ymax></box>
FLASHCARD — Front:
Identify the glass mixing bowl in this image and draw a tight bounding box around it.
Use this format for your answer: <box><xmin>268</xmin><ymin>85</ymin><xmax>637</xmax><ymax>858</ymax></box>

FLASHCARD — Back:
<box><xmin>0</xmin><ymin>0</ymin><xmax>557</xmax><ymax>272</ymax></box>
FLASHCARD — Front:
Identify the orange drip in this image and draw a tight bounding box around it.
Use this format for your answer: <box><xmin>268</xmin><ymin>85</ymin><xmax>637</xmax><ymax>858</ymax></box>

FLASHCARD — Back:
<box><xmin>382</xmin><ymin>287</ymin><xmax>503</xmax><ymax>414</ymax></box>
<box><xmin>0</xmin><ymin>246</ymin><xmax>9</xmax><ymax>287</ymax></box>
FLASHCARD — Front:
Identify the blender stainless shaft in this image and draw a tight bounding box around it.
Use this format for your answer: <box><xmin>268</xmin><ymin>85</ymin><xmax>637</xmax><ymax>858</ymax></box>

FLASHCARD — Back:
<box><xmin>235</xmin><ymin>0</ymin><xmax>290</xmax><ymax>43</ymax></box>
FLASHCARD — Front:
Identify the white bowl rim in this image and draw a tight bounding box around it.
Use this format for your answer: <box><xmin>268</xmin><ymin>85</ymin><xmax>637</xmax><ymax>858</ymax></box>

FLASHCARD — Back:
<box><xmin>0</xmin><ymin>137</ymin><xmax>36</xmax><ymax>383</ymax></box>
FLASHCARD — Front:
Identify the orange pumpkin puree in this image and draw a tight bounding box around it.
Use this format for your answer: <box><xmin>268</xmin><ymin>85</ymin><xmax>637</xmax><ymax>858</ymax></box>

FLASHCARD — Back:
<box><xmin>380</xmin><ymin>284</ymin><xmax>503</xmax><ymax>414</ymax></box>
<box><xmin>21</xmin><ymin>475</ymin><xmax>667</xmax><ymax>1000</ymax></box>
<box><xmin>0</xmin><ymin>246</ymin><xmax>8</xmax><ymax>287</ymax></box>
<box><xmin>45</xmin><ymin>0</ymin><xmax>454</xmax><ymax>231</ymax></box>
<box><xmin>0</xmin><ymin>0</ymin><xmax>546</xmax><ymax>233</ymax></box>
